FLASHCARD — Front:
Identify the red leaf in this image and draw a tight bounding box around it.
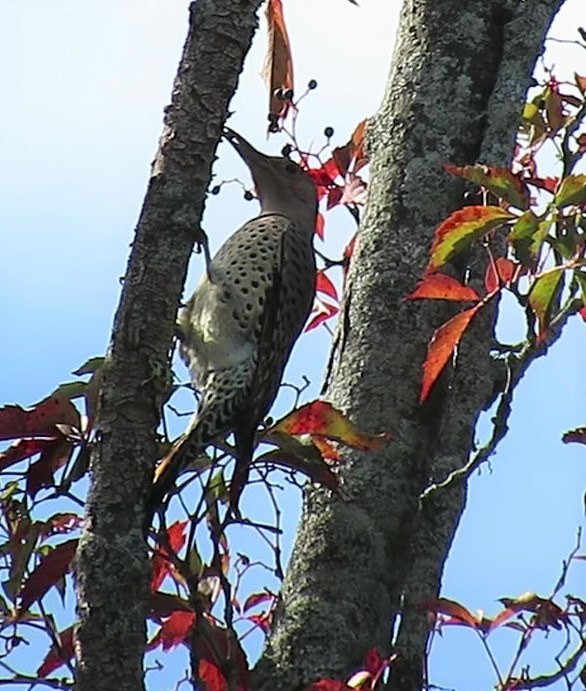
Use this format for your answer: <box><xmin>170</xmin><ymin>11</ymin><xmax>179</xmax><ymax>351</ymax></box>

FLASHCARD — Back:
<box><xmin>315</xmin><ymin>212</ymin><xmax>325</xmax><ymax>240</ymax></box>
<box><xmin>444</xmin><ymin>163</ymin><xmax>530</xmax><ymax>210</ymax></box>
<box><xmin>197</xmin><ymin>620</ymin><xmax>250</xmax><ymax>690</ymax></box>
<box><xmin>363</xmin><ymin>647</ymin><xmax>384</xmax><ymax>676</ymax></box>
<box><xmin>147</xmin><ymin>610</ymin><xmax>195</xmax><ymax>651</ymax></box>
<box><xmin>41</xmin><ymin>513</ymin><xmax>83</xmax><ymax>539</ymax></box>
<box><xmin>243</xmin><ymin>591</ymin><xmax>274</xmax><ymax>613</ymax></box>
<box><xmin>0</xmin><ymin>394</ymin><xmax>80</xmax><ymax>442</ymax></box>
<box><xmin>420</xmin><ymin>305</ymin><xmax>482</xmax><ymax>402</ymax></box>
<box><xmin>562</xmin><ymin>427</ymin><xmax>586</xmax><ymax>445</ymax></box>
<box><xmin>526</xmin><ymin>175</ymin><xmax>559</xmax><ymax>194</ymax></box>
<box><xmin>246</xmin><ymin>611</ymin><xmax>273</xmax><ymax>634</ymax></box>
<box><xmin>316</xmin><ymin>270</ymin><xmax>339</xmax><ymax>301</ymax></box>
<box><xmin>405</xmin><ymin>274</ymin><xmax>480</xmax><ymax>302</ymax></box>
<box><xmin>151</xmin><ymin>520</ymin><xmax>188</xmax><ymax>592</ymax></box>
<box><xmin>0</xmin><ymin>438</ymin><xmax>51</xmax><ymax>472</ymax></box>
<box><xmin>26</xmin><ymin>437</ymin><xmax>73</xmax><ymax>497</ymax></box>
<box><xmin>256</xmin><ymin>449</ymin><xmax>340</xmax><ymax>493</ymax></box>
<box><xmin>427</xmin><ymin>206</ymin><xmax>514</xmax><ymax>274</ymax></box>
<box><xmin>343</xmin><ymin>234</ymin><xmax>357</xmax><ymax>278</ymax></box>
<box><xmin>270</xmin><ymin>400</ymin><xmax>391</xmax><ymax>451</ymax></box>
<box><xmin>305</xmin><ymin>301</ymin><xmax>339</xmax><ymax>332</ymax></box>
<box><xmin>326</xmin><ymin>186</ymin><xmax>343</xmax><ymax>210</ymax></box>
<box><xmin>484</xmin><ymin>257</ymin><xmax>516</xmax><ymax>294</ymax></box>
<box><xmin>37</xmin><ymin>627</ymin><xmax>74</xmax><ymax>677</ymax></box>
<box><xmin>199</xmin><ymin>659</ymin><xmax>228</xmax><ymax>691</ymax></box>
<box><xmin>420</xmin><ymin>597</ymin><xmax>478</xmax><ymax>627</ymax></box>
<box><xmin>19</xmin><ymin>539</ymin><xmax>78</xmax><ymax>614</ymax></box>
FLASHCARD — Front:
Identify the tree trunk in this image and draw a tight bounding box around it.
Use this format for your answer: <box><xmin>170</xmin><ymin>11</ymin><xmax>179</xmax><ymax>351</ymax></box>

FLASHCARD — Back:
<box><xmin>254</xmin><ymin>1</ymin><xmax>565</xmax><ymax>689</ymax></box>
<box><xmin>72</xmin><ymin>2</ymin><xmax>262</xmax><ymax>689</ymax></box>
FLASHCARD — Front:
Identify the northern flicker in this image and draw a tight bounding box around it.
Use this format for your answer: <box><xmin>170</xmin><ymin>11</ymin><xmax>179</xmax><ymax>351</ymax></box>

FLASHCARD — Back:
<box><xmin>147</xmin><ymin>128</ymin><xmax>317</xmax><ymax>523</ymax></box>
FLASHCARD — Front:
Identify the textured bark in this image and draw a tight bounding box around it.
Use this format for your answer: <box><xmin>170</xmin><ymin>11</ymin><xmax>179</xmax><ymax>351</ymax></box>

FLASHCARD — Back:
<box><xmin>72</xmin><ymin>2</ymin><xmax>262</xmax><ymax>690</ymax></box>
<box><xmin>254</xmin><ymin>1</ymin><xmax>565</xmax><ymax>690</ymax></box>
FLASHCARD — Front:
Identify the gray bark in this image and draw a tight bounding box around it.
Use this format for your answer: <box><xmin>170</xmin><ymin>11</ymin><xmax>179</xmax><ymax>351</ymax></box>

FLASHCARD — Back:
<box><xmin>254</xmin><ymin>1</ymin><xmax>565</xmax><ymax>689</ymax></box>
<box><xmin>72</xmin><ymin>2</ymin><xmax>262</xmax><ymax>690</ymax></box>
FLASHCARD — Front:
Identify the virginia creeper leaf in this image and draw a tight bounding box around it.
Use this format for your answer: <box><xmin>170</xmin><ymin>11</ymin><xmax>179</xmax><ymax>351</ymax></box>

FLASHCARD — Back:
<box><xmin>18</xmin><ymin>539</ymin><xmax>78</xmax><ymax>614</ymax></box>
<box><xmin>554</xmin><ymin>174</ymin><xmax>586</xmax><ymax>208</ymax></box>
<box><xmin>427</xmin><ymin>206</ymin><xmax>513</xmax><ymax>274</ymax></box>
<box><xmin>420</xmin><ymin>305</ymin><xmax>482</xmax><ymax>402</ymax></box>
<box><xmin>444</xmin><ymin>163</ymin><xmax>530</xmax><ymax>210</ymax></box>
<box><xmin>263</xmin><ymin>0</ymin><xmax>294</xmax><ymax>129</ymax></box>
<box><xmin>528</xmin><ymin>268</ymin><xmax>564</xmax><ymax>342</ymax></box>
<box><xmin>405</xmin><ymin>274</ymin><xmax>480</xmax><ymax>302</ymax></box>
<box><xmin>37</xmin><ymin>626</ymin><xmax>74</xmax><ymax>677</ymax></box>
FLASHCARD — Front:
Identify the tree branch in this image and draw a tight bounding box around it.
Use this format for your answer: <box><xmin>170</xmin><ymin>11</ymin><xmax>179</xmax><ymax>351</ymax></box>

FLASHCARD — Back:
<box><xmin>72</xmin><ymin>2</ymin><xmax>263</xmax><ymax>690</ymax></box>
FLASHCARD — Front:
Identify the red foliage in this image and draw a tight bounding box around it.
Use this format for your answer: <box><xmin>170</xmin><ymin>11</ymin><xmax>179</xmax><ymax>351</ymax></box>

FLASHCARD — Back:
<box><xmin>37</xmin><ymin>626</ymin><xmax>74</xmax><ymax>677</ymax></box>
<box><xmin>420</xmin><ymin>305</ymin><xmax>483</xmax><ymax>402</ymax></box>
<box><xmin>151</xmin><ymin>520</ymin><xmax>188</xmax><ymax>592</ymax></box>
<box><xmin>19</xmin><ymin>539</ymin><xmax>78</xmax><ymax>614</ymax></box>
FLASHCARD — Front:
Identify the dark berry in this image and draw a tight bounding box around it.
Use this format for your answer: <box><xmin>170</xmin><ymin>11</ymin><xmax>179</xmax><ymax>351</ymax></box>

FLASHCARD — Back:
<box><xmin>210</xmin><ymin>185</ymin><xmax>220</xmax><ymax>195</ymax></box>
<box><xmin>324</xmin><ymin>126</ymin><xmax>334</xmax><ymax>138</ymax></box>
<box><xmin>274</xmin><ymin>88</ymin><xmax>284</xmax><ymax>101</ymax></box>
<box><xmin>268</xmin><ymin>123</ymin><xmax>280</xmax><ymax>133</ymax></box>
<box><xmin>244</xmin><ymin>191</ymin><xmax>254</xmax><ymax>201</ymax></box>
<box><xmin>284</xmin><ymin>88</ymin><xmax>294</xmax><ymax>101</ymax></box>
<box><xmin>281</xmin><ymin>144</ymin><xmax>293</xmax><ymax>157</ymax></box>
<box><xmin>308</xmin><ymin>79</ymin><xmax>317</xmax><ymax>90</ymax></box>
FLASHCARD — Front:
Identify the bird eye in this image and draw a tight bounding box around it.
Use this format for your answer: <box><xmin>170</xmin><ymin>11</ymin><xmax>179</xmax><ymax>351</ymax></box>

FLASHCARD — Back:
<box><xmin>285</xmin><ymin>162</ymin><xmax>298</xmax><ymax>175</ymax></box>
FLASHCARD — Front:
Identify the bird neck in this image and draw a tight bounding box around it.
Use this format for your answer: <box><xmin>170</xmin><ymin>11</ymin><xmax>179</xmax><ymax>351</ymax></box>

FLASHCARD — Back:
<box><xmin>259</xmin><ymin>200</ymin><xmax>316</xmax><ymax>237</ymax></box>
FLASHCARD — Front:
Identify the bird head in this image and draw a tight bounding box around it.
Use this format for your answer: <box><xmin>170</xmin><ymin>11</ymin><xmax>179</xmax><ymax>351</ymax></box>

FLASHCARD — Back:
<box><xmin>223</xmin><ymin>127</ymin><xmax>317</xmax><ymax>230</ymax></box>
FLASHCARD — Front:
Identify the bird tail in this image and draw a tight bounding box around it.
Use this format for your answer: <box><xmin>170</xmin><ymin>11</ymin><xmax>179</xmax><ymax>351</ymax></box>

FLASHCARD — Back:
<box><xmin>145</xmin><ymin>363</ymin><xmax>255</xmax><ymax>532</ymax></box>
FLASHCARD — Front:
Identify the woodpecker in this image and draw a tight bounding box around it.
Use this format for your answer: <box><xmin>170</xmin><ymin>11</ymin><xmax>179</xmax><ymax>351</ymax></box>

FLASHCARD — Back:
<box><xmin>147</xmin><ymin>128</ymin><xmax>317</xmax><ymax>523</ymax></box>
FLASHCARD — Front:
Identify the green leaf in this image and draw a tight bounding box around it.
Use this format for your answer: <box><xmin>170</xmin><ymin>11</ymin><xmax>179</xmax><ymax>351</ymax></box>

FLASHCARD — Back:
<box><xmin>508</xmin><ymin>212</ymin><xmax>551</xmax><ymax>267</ymax></box>
<box><xmin>574</xmin><ymin>270</ymin><xmax>586</xmax><ymax>305</ymax></box>
<box><xmin>554</xmin><ymin>174</ymin><xmax>586</xmax><ymax>208</ymax></box>
<box><xmin>72</xmin><ymin>356</ymin><xmax>105</xmax><ymax>377</ymax></box>
<box><xmin>51</xmin><ymin>381</ymin><xmax>87</xmax><ymax>401</ymax></box>
<box><xmin>206</xmin><ymin>470</ymin><xmax>228</xmax><ymax>505</ymax></box>
<box><xmin>427</xmin><ymin>206</ymin><xmax>514</xmax><ymax>274</ymax></box>
<box><xmin>187</xmin><ymin>547</ymin><xmax>203</xmax><ymax>577</ymax></box>
<box><xmin>528</xmin><ymin>268</ymin><xmax>565</xmax><ymax>341</ymax></box>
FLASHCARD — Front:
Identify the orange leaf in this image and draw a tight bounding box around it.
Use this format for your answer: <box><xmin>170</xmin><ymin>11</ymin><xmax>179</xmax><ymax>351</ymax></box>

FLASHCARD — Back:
<box><xmin>264</xmin><ymin>0</ymin><xmax>293</xmax><ymax>130</ymax></box>
<box><xmin>315</xmin><ymin>212</ymin><xmax>325</xmax><ymax>240</ymax></box>
<box><xmin>19</xmin><ymin>539</ymin><xmax>78</xmax><ymax>614</ymax></box>
<box><xmin>484</xmin><ymin>257</ymin><xmax>516</xmax><ymax>294</ymax></box>
<box><xmin>427</xmin><ymin>206</ymin><xmax>514</xmax><ymax>274</ymax></box>
<box><xmin>270</xmin><ymin>400</ymin><xmax>391</xmax><ymax>451</ymax></box>
<box><xmin>444</xmin><ymin>163</ymin><xmax>530</xmax><ymax>210</ymax></box>
<box><xmin>420</xmin><ymin>305</ymin><xmax>482</xmax><ymax>402</ymax></box>
<box><xmin>405</xmin><ymin>274</ymin><xmax>480</xmax><ymax>302</ymax></box>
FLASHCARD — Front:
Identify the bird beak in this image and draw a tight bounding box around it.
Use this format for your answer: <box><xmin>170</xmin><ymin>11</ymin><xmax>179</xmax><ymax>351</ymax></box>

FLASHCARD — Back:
<box><xmin>222</xmin><ymin>127</ymin><xmax>270</xmax><ymax>170</ymax></box>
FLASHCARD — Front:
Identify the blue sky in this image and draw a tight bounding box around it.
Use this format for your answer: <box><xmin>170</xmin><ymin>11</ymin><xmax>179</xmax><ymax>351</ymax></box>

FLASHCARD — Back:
<box><xmin>2</xmin><ymin>1</ymin><xmax>585</xmax><ymax>688</ymax></box>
